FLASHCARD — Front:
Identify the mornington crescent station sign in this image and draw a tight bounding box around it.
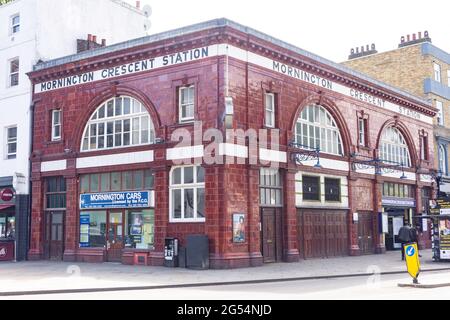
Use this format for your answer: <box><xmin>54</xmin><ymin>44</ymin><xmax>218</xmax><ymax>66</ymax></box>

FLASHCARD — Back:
<box><xmin>34</xmin><ymin>44</ymin><xmax>433</xmax><ymax>124</ymax></box>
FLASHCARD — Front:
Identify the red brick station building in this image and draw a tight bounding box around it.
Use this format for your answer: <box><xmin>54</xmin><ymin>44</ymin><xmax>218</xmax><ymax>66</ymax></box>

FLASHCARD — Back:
<box><xmin>27</xmin><ymin>19</ymin><xmax>437</xmax><ymax>268</ymax></box>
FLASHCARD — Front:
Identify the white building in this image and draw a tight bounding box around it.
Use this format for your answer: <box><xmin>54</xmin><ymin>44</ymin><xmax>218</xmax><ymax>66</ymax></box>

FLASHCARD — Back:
<box><xmin>0</xmin><ymin>0</ymin><xmax>150</xmax><ymax>261</ymax></box>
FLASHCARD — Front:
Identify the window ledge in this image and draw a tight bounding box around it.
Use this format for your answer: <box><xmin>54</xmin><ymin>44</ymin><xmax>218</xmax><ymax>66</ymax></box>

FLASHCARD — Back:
<box><xmin>169</xmin><ymin>218</ymin><xmax>206</xmax><ymax>224</ymax></box>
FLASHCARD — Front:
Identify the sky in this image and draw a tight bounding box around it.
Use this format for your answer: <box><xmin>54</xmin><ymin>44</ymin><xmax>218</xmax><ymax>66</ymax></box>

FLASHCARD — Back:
<box><xmin>125</xmin><ymin>0</ymin><xmax>450</xmax><ymax>63</ymax></box>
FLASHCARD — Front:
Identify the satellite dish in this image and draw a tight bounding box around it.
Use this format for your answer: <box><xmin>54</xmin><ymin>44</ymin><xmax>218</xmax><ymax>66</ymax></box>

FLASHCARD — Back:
<box><xmin>143</xmin><ymin>5</ymin><xmax>152</xmax><ymax>18</ymax></box>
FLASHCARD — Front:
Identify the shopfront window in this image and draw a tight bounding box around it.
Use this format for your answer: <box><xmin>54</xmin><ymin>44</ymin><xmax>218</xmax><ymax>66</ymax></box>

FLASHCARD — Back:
<box><xmin>79</xmin><ymin>211</ymin><xmax>107</xmax><ymax>248</ymax></box>
<box><xmin>125</xmin><ymin>210</ymin><xmax>154</xmax><ymax>249</ymax></box>
<box><xmin>0</xmin><ymin>216</ymin><xmax>15</xmax><ymax>239</ymax></box>
<box><xmin>81</xmin><ymin>96</ymin><xmax>155</xmax><ymax>152</ymax></box>
<box><xmin>379</xmin><ymin>126</ymin><xmax>411</xmax><ymax>167</ymax></box>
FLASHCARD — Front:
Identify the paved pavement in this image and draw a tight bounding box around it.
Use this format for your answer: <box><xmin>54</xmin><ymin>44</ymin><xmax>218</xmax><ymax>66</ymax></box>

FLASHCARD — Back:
<box><xmin>0</xmin><ymin>249</ymin><xmax>449</xmax><ymax>294</ymax></box>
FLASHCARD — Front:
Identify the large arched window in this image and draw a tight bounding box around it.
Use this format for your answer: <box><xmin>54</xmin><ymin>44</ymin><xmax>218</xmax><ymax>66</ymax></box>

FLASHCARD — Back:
<box><xmin>379</xmin><ymin>126</ymin><xmax>411</xmax><ymax>167</ymax></box>
<box><xmin>81</xmin><ymin>96</ymin><xmax>155</xmax><ymax>152</ymax></box>
<box><xmin>295</xmin><ymin>104</ymin><xmax>343</xmax><ymax>155</ymax></box>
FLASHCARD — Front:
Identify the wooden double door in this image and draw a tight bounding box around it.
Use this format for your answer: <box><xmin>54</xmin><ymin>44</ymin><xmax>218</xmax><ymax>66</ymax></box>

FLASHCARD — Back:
<box><xmin>261</xmin><ymin>207</ymin><xmax>283</xmax><ymax>263</ymax></box>
<box><xmin>44</xmin><ymin>211</ymin><xmax>65</xmax><ymax>260</ymax></box>
<box><xmin>298</xmin><ymin>209</ymin><xmax>348</xmax><ymax>259</ymax></box>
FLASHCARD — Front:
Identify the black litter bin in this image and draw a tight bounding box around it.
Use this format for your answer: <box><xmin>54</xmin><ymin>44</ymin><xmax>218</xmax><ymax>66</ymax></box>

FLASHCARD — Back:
<box><xmin>164</xmin><ymin>237</ymin><xmax>179</xmax><ymax>268</ymax></box>
<box><xmin>186</xmin><ymin>235</ymin><xmax>209</xmax><ymax>270</ymax></box>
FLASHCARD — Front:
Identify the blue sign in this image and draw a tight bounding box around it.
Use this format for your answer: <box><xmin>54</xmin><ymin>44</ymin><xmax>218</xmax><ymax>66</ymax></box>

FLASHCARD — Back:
<box><xmin>79</xmin><ymin>215</ymin><xmax>90</xmax><ymax>248</ymax></box>
<box><xmin>406</xmin><ymin>245</ymin><xmax>415</xmax><ymax>257</ymax></box>
<box><xmin>80</xmin><ymin>191</ymin><xmax>152</xmax><ymax>209</ymax></box>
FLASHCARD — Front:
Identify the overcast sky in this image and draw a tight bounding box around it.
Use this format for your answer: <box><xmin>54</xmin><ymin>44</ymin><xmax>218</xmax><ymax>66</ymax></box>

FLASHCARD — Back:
<box><xmin>126</xmin><ymin>0</ymin><xmax>449</xmax><ymax>63</ymax></box>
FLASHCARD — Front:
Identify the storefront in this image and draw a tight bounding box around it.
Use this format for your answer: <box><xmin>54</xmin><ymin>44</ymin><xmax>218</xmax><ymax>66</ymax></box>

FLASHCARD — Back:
<box><xmin>27</xmin><ymin>18</ymin><xmax>437</xmax><ymax>268</ymax></box>
<box><xmin>382</xmin><ymin>183</ymin><xmax>416</xmax><ymax>250</ymax></box>
<box><xmin>78</xmin><ymin>170</ymin><xmax>155</xmax><ymax>263</ymax></box>
<box><xmin>0</xmin><ymin>187</ymin><xmax>16</xmax><ymax>262</ymax></box>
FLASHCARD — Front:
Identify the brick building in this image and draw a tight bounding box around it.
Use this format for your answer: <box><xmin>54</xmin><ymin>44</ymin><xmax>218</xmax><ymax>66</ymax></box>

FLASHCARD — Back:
<box><xmin>343</xmin><ymin>32</ymin><xmax>450</xmax><ymax>200</ymax></box>
<box><xmin>27</xmin><ymin>19</ymin><xmax>436</xmax><ymax>268</ymax></box>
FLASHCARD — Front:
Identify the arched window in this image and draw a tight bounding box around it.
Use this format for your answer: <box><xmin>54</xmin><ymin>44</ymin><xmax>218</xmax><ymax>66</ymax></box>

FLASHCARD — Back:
<box><xmin>439</xmin><ymin>144</ymin><xmax>447</xmax><ymax>175</ymax></box>
<box><xmin>379</xmin><ymin>126</ymin><xmax>411</xmax><ymax>167</ymax></box>
<box><xmin>81</xmin><ymin>96</ymin><xmax>155</xmax><ymax>152</ymax></box>
<box><xmin>295</xmin><ymin>104</ymin><xmax>343</xmax><ymax>155</ymax></box>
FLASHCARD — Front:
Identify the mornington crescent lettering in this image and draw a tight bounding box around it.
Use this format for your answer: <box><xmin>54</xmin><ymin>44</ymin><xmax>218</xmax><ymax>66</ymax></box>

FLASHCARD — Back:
<box><xmin>273</xmin><ymin>61</ymin><xmax>332</xmax><ymax>90</ymax></box>
<box><xmin>40</xmin><ymin>72</ymin><xmax>94</xmax><ymax>92</ymax></box>
<box><xmin>350</xmin><ymin>89</ymin><xmax>385</xmax><ymax>108</ymax></box>
<box><xmin>163</xmin><ymin>47</ymin><xmax>209</xmax><ymax>66</ymax></box>
<box><xmin>101</xmin><ymin>59</ymin><xmax>154</xmax><ymax>79</ymax></box>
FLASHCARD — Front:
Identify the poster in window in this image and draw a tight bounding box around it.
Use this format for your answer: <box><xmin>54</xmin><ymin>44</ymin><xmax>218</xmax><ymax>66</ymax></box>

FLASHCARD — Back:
<box><xmin>233</xmin><ymin>213</ymin><xmax>246</xmax><ymax>243</ymax></box>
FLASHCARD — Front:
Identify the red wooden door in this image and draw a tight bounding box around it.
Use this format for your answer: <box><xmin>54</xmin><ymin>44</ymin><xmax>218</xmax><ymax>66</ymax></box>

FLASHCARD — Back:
<box><xmin>106</xmin><ymin>211</ymin><xmax>124</xmax><ymax>262</ymax></box>
<box><xmin>45</xmin><ymin>211</ymin><xmax>65</xmax><ymax>260</ymax></box>
<box><xmin>261</xmin><ymin>208</ymin><xmax>282</xmax><ymax>263</ymax></box>
<box><xmin>298</xmin><ymin>209</ymin><xmax>348</xmax><ymax>259</ymax></box>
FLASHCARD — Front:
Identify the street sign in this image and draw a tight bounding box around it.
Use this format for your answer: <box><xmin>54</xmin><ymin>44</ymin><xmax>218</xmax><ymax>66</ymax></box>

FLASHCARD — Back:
<box><xmin>404</xmin><ymin>243</ymin><xmax>420</xmax><ymax>284</ymax></box>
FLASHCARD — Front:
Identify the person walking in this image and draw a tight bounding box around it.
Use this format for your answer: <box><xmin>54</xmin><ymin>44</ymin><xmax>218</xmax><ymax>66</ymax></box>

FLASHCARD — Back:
<box><xmin>409</xmin><ymin>224</ymin><xmax>422</xmax><ymax>258</ymax></box>
<box><xmin>398</xmin><ymin>224</ymin><xmax>412</xmax><ymax>261</ymax></box>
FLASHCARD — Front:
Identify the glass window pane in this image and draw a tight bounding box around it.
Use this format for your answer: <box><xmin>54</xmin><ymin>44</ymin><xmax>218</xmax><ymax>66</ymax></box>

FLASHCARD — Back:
<box><xmin>184</xmin><ymin>167</ymin><xmax>194</xmax><ymax>184</ymax></box>
<box><xmin>172</xmin><ymin>189</ymin><xmax>182</xmax><ymax>219</ymax></box>
<box><xmin>80</xmin><ymin>175</ymin><xmax>90</xmax><ymax>193</ymax></box>
<box><xmin>123</xmin><ymin>171</ymin><xmax>133</xmax><ymax>190</ymax></box>
<box><xmin>197</xmin><ymin>188</ymin><xmax>205</xmax><ymax>218</ymax></box>
<box><xmin>184</xmin><ymin>189</ymin><xmax>194</xmax><ymax>218</ymax></box>
<box><xmin>90</xmin><ymin>174</ymin><xmax>99</xmax><ymax>192</ymax></box>
<box><xmin>144</xmin><ymin>170</ymin><xmax>154</xmax><ymax>189</ymax></box>
<box><xmin>111</xmin><ymin>172</ymin><xmax>121</xmax><ymax>191</ymax></box>
<box><xmin>100</xmin><ymin>173</ymin><xmax>110</xmax><ymax>192</ymax></box>
<box><xmin>172</xmin><ymin>168</ymin><xmax>182</xmax><ymax>185</ymax></box>
<box><xmin>133</xmin><ymin>171</ymin><xmax>143</xmax><ymax>190</ymax></box>
<box><xmin>197</xmin><ymin>167</ymin><xmax>205</xmax><ymax>183</ymax></box>
<box><xmin>115</xmin><ymin>98</ymin><xmax>122</xmax><ymax>116</ymax></box>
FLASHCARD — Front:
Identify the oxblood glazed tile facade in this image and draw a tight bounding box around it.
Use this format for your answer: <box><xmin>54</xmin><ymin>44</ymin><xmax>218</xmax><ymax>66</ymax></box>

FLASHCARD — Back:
<box><xmin>27</xmin><ymin>19</ymin><xmax>437</xmax><ymax>269</ymax></box>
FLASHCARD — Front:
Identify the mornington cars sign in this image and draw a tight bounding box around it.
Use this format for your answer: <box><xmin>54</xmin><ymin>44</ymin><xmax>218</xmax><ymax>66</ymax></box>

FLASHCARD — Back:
<box><xmin>80</xmin><ymin>191</ymin><xmax>154</xmax><ymax>209</ymax></box>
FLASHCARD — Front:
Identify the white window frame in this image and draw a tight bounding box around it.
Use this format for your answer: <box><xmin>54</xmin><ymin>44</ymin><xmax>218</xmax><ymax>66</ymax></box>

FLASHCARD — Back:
<box><xmin>51</xmin><ymin>110</ymin><xmax>62</xmax><ymax>141</ymax></box>
<box><xmin>358</xmin><ymin>118</ymin><xmax>366</xmax><ymax>147</ymax></box>
<box><xmin>265</xmin><ymin>93</ymin><xmax>275</xmax><ymax>128</ymax></box>
<box><xmin>81</xmin><ymin>96</ymin><xmax>155</xmax><ymax>152</ymax></box>
<box><xmin>379</xmin><ymin>126</ymin><xmax>411</xmax><ymax>167</ymax></box>
<box><xmin>10</xmin><ymin>13</ymin><xmax>20</xmax><ymax>35</ymax></box>
<box><xmin>178</xmin><ymin>86</ymin><xmax>195</xmax><ymax>123</ymax></box>
<box><xmin>447</xmin><ymin>70</ymin><xmax>450</xmax><ymax>87</ymax></box>
<box><xmin>434</xmin><ymin>62</ymin><xmax>441</xmax><ymax>83</ymax></box>
<box><xmin>8</xmin><ymin>57</ymin><xmax>19</xmax><ymax>87</ymax></box>
<box><xmin>169</xmin><ymin>166</ymin><xmax>205</xmax><ymax>223</ymax></box>
<box><xmin>436</xmin><ymin>100</ymin><xmax>444</xmax><ymax>126</ymax></box>
<box><xmin>439</xmin><ymin>145</ymin><xmax>447</xmax><ymax>175</ymax></box>
<box><xmin>295</xmin><ymin>104</ymin><xmax>344</xmax><ymax>156</ymax></box>
<box><xmin>6</xmin><ymin>126</ymin><xmax>17</xmax><ymax>160</ymax></box>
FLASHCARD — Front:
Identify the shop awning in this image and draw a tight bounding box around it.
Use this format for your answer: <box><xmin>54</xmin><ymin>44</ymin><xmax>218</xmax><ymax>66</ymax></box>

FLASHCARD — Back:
<box><xmin>0</xmin><ymin>204</ymin><xmax>14</xmax><ymax>211</ymax></box>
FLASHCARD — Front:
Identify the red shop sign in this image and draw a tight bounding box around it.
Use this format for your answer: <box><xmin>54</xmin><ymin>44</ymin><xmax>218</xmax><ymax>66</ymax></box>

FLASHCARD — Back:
<box><xmin>0</xmin><ymin>188</ymin><xmax>14</xmax><ymax>202</ymax></box>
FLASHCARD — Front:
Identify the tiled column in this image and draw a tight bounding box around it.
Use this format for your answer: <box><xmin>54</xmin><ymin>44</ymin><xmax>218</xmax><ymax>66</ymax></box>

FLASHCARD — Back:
<box><xmin>28</xmin><ymin>162</ymin><xmax>43</xmax><ymax>260</ymax></box>
<box><xmin>283</xmin><ymin>169</ymin><xmax>300</xmax><ymax>262</ymax></box>
<box><xmin>63</xmin><ymin>169</ymin><xmax>78</xmax><ymax>262</ymax></box>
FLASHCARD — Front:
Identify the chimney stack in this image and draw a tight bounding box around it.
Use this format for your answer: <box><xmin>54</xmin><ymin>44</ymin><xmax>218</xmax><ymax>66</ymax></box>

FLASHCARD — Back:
<box><xmin>101</xmin><ymin>39</ymin><xmax>106</xmax><ymax>46</ymax></box>
<box><xmin>399</xmin><ymin>31</ymin><xmax>432</xmax><ymax>48</ymax></box>
<box><xmin>136</xmin><ymin>1</ymin><xmax>141</xmax><ymax>9</ymax></box>
<box><xmin>348</xmin><ymin>43</ymin><xmax>378</xmax><ymax>60</ymax></box>
<box><xmin>77</xmin><ymin>34</ymin><xmax>105</xmax><ymax>53</ymax></box>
